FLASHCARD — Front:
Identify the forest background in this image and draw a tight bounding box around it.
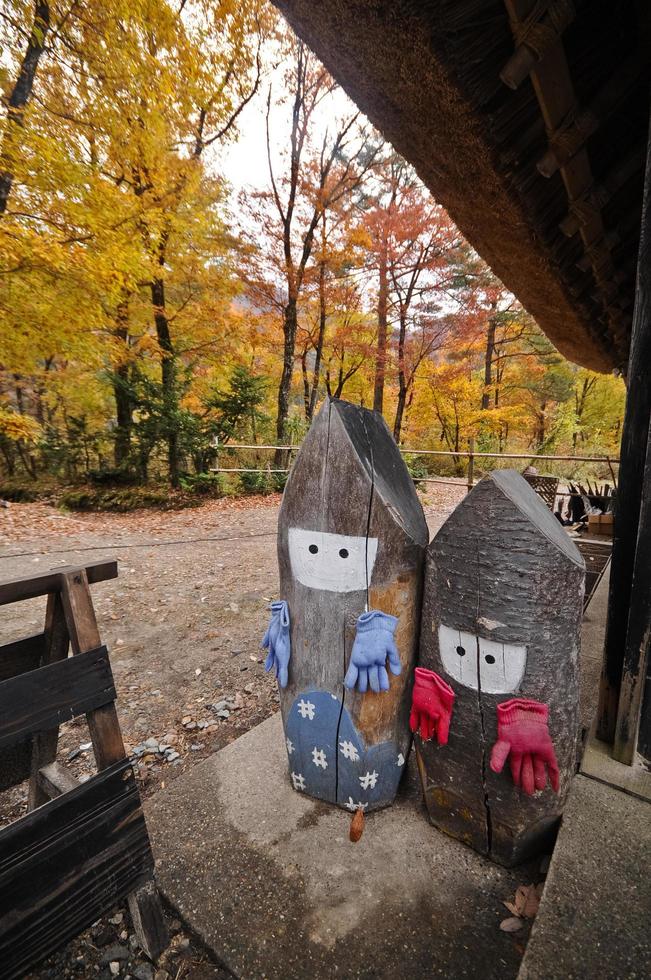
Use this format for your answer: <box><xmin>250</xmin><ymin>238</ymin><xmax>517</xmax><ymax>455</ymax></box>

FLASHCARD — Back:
<box><xmin>0</xmin><ymin>0</ymin><xmax>625</xmax><ymax>509</ymax></box>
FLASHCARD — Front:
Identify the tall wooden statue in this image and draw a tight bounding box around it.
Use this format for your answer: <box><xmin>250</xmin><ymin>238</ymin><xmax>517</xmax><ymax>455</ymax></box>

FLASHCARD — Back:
<box><xmin>267</xmin><ymin>398</ymin><xmax>428</xmax><ymax>811</ymax></box>
<box><xmin>413</xmin><ymin>470</ymin><xmax>584</xmax><ymax>865</ymax></box>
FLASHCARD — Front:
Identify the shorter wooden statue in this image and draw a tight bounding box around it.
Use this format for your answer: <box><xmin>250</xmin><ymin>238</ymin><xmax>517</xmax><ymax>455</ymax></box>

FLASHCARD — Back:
<box><xmin>264</xmin><ymin>398</ymin><xmax>428</xmax><ymax>811</ymax></box>
<box><xmin>412</xmin><ymin>470</ymin><xmax>584</xmax><ymax>865</ymax></box>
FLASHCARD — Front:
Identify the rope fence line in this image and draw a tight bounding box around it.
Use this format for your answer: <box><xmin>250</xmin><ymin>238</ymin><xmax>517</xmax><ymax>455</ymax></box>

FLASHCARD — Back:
<box><xmin>212</xmin><ymin>442</ymin><xmax>620</xmax><ymax>495</ymax></box>
<box><xmin>215</xmin><ymin>443</ymin><xmax>620</xmax><ymax>464</ymax></box>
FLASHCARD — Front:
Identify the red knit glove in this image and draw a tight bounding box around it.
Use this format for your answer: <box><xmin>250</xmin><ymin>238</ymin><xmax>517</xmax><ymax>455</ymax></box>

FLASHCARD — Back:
<box><xmin>490</xmin><ymin>699</ymin><xmax>560</xmax><ymax>796</ymax></box>
<box><xmin>409</xmin><ymin>668</ymin><xmax>455</xmax><ymax>745</ymax></box>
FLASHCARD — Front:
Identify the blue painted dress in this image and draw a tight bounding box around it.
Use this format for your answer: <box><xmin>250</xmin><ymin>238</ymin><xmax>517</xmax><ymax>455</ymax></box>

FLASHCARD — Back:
<box><xmin>284</xmin><ymin>690</ymin><xmax>406</xmax><ymax>811</ymax></box>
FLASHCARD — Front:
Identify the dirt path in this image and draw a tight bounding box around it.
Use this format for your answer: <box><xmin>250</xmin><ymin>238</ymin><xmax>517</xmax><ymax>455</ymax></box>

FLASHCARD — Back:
<box><xmin>0</xmin><ymin>484</ymin><xmax>466</xmax><ymax>978</ymax></box>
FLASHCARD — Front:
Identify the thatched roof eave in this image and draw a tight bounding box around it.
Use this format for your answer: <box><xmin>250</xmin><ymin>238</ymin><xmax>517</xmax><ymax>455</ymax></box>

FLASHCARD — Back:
<box><xmin>273</xmin><ymin>0</ymin><xmax>647</xmax><ymax>375</ymax></box>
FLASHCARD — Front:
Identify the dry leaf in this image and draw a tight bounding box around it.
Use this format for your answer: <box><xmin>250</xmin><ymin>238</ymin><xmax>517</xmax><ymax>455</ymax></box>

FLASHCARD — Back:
<box><xmin>500</xmin><ymin>917</ymin><xmax>525</xmax><ymax>933</ymax></box>
<box><xmin>503</xmin><ymin>900</ymin><xmax>520</xmax><ymax>917</ymax></box>
<box><xmin>349</xmin><ymin>808</ymin><xmax>365</xmax><ymax>842</ymax></box>
<box><xmin>514</xmin><ymin>884</ymin><xmax>529</xmax><ymax>914</ymax></box>
<box><xmin>523</xmin><ymin>885</ymin><xmax>540</xmax><ymax>919</ymax></box>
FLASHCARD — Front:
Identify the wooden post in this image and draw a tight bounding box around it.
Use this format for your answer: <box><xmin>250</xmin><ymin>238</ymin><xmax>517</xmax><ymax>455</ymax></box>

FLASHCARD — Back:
<box><xmin>613</xmin><ymin>411</ymin><xmax>651</xmax><ymax>765</ymax></box>
<box><xmin>466</xmin><ymin>437</ymin><xmax>475</xmax><ymax>494</ymax></box>
<box><xmin>598</xmin><ymin>113</ymin><xmax>651</xmax><ymax>743</ymax></box>
<box><xmin>415</xmin><ymin>470</ymin><xmax>584</xmax><ymax>866</ymax></box>
<box><xmin>27</xmin><ymin>594</ymin><xmax>70</xmax><ymax>809</ymax></box>
<box><xmin>277</xmin><ymin>398</ymin><xmax>428</xmax><ymax>810</ymax></box>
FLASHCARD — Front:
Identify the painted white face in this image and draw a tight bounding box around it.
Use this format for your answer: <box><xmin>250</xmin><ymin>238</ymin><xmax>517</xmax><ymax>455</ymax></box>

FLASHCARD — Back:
<box><xmin>438</xmin><ymin>623</ymin><xmax>527</xmax><ymax>694</ymax></box>
<box><xmin>288</xmin><ymin>527</ymin><xmax>378</xmax><ymax>593</ymax></box>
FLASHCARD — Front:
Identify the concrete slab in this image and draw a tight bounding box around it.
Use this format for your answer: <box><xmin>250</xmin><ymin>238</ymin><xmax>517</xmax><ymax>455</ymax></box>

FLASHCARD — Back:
<box><xmin>146</xmin><ymin>713</ymin><xmax>534</xmax><ymax>980</ymax></box>
<box><xmin>581</xmin><ymin>727</ymin><xmax>651</xmax><ymax>802</ymax></box>
<box><xmin>519</xmin><ymin>774</ymin><xmax>651</xmax><ymax>980</ymax></box>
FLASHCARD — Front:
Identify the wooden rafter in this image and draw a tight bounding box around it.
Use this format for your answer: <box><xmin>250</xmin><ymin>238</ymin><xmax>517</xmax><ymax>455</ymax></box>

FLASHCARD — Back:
<box><xmin>559</xmin><ymin>146</ymin><xmax>646</xmax><ymax>238</ymax></box>
<box><xmin>502</xmin><ymin>0</ymin><xmax>631</xmax><ymax>356</ymax></box>
<box><xmin>500</xmin><ymin>0</ymin><xmax>576</xmax><ymax>90</ymax></box>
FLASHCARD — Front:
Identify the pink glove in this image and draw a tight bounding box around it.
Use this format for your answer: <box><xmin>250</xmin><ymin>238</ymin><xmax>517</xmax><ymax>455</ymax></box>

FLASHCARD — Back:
<box><xmin>410</xmin><ymin>668</ymin><xmax>455</xmax><ymax>745</ymax></box>
<box><xmin>490</xmin><ymin>698</ymin><xmax>560</xmax><ymax>796</ymax></box>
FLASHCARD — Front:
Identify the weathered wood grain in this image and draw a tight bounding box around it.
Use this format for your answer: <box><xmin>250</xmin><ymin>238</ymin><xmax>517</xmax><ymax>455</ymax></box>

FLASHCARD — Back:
<box><xmin>0</xmin><ymin>645</ymin><xmax>115</xmax><ymax>748</ymax></box>
<box><xmin>128</xmin><ymin>881</ymin><xmax>169</xmax><ymax>962</ymax></box>
<box><xmin>0</xmin><ymin>634</ymin><xmax>47</xmax><ymax>792</ymax></box>
<box><xmin>59</xmin><ymin>569</ymin><xmax>126</xmax><ymax>768</ymax></box>
<box><xmin>0</xmin><ymin>633</ymin><xmax>46</xmax><ymax>681</ymax></box>
<box><xmin>0</xmin><ymin>559</ymin><xmax>117</xmax><ymax>606</ymax></box>
<box><xmin>278</xmin><ymin>398</ymin><xmax>428</xmax><ymax>809</ymax></box>
<box><xmin>0</xmin><ymin>759</ymin><xmax>154</xmax><ymax>980</ymax></box>
<box><xmin>416</xmin><ymin>470</ymin><xmax>585</xmax><ymax>865</ymax></box>
<box><xmin>28</xmin><ymin>592</ymin><xmax>70</xmax><ymax>808</ymax></box>
<box><xmin>36</xmin><ymin>762</ymin><xmax>80</xmax><ymax>799</ymax></box>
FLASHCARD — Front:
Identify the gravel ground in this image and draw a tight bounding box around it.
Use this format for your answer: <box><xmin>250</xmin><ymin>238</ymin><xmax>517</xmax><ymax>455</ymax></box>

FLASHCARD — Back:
<box><xmin>0</xmin><ymin>481</ymin><xmax>466</xmax><ymax>979</ymax></box>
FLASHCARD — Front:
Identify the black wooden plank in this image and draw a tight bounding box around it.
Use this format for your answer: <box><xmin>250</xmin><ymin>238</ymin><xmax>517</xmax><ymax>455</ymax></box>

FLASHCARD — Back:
<box><xmin>0</xmin><ymin>634</ymin><xmax>48</xmax><ymax>790</ymax></box>
<box><xmin>0</xmin><ymin>632</ymin><xmax>46</xmax><ymax>681</ymax></box>
<box><xmin>0</xmin><ymin>646</ymin><xmax>116</xmax><ymax>748</ymax></box>
<box><xmin>0</xmin><ymin>758</ymin><xmax>154</xmax><ymax>980</ymax></box>
<box><xmin>0</xmin><ymin>559</ymin><xmax>118</xmax><ymax>607</ymax></box>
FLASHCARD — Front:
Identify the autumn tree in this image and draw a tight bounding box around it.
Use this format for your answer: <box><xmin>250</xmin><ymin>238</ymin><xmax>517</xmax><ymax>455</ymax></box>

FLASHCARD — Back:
<box><xmin>251</xmin><ymin>39</ymin><xmax>378</xmax><ymax>460</ymax></box>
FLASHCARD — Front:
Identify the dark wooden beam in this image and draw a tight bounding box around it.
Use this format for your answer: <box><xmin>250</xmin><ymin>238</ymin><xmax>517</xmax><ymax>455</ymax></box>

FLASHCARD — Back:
<box><xmin>0</xmin><ymin>559</ymin><xmax>118</xmax><ymax>607</ymax></box>
<box><xmin>0</xmin><ymin>646</ymin><xmax>116</xmax><ymax>748</ymax></box>
<box><xmin>560</xmin><ymin>146</ymin><xmax>646</xmax><ymax>237</ymax></box>
<box><xmin>27</xmin><ymin>593</ymin><xmax>70</xmax><ymax>808</ymax></box>
<box><xmin>537</xmin><ymin>53</ymin><xmax>650</xmax><ymax>178</ymax></box>
<box><xmin>598</xmin><ymin>113</ymin><xmax>651</xmax><ymax>744</ymax></box>
<box><xmin>613</xmin><ymin>411</ymin><xmax>651</xmax><ymax>765</ymax></box>
<box><xmin>0</xmin><ymin>633</ymin><xmax>45</xmax><ymax>681</ymax></box>
<box><xmin>0</xmin><ymin>759</ymin><xmax>153</xmax><ymax>980</ymax></box>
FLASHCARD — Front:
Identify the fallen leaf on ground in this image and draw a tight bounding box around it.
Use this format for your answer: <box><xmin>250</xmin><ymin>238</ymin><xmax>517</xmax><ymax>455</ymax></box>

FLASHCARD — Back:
<box><xmin>504</xmin><ymin>883</ymin><xmax>541</xmax><ymax>921</ymax></box>
<box><xmin>500</xmin><ymin>917</ymin><xmax>525</xmax><ymax>933</ymax></box>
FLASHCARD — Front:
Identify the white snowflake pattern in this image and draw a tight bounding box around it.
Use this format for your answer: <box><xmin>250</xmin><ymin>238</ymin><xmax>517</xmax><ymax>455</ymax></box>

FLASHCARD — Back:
<box><xmin>297</xmin><ymin>698</ymin><xmax>316</xmax><ymax>720</ymax></box>
<box><xmin>345</xmin><ymin>797</ymin><xmax>369</xmax><ymax>812</ymax></box>
<box><xmin>286</xmin><ymin>737</ymin><xmax>294</xmax><ymax>755</ymax></box>
<box><xmin>359</xmin><ymin>770</ymin><xmax>379</xmax><ymax>790</ymax></box>
<box><xmin>396</xmin><ymin>753</ymin><xmax>405</xmax><ymax>767</ymax></box>
<box><xmin>311</xmin><ymin>747</ymin><xmax>328</xmax><ymax>769</ymax></box>
<box><xmin>339</xmin><ymin>740</ymin><xmax>360</xmax><ymax>762</ymax></box>
<box><xmin>291</xmin><ymin>771</ymin><xmax>306</xmax><ymax>791</ymax></box>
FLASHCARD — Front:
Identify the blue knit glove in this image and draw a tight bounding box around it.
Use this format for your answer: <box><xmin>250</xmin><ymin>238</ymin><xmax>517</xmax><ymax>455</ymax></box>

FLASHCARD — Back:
<box><xmin>344</xmin><ymin>610</ymin><xmax>401</xmax><ymax>693</ymax></box>
<box><xmin>261</xmin><ymin>600</ymin><xmax>291</xmax><ymax>688</ymax></box>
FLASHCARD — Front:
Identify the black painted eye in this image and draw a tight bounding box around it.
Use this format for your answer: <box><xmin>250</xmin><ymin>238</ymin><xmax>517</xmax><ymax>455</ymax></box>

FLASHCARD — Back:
<box><xmin>308</xmin><ymin>544</ymin><xmax>318</xmax><ymax>554</ymax></box>
<box><xmin>339</xmin><ymin>548</ymin><xmax>349</xmax><ymax>558</ymax></box>
<box><xmin>484</xmin><ymin>654</ymin><xmax>495</xmax><ymax>665</ymax></box>
<box><xmin>456</xmin><ymin>645</ymin><xmax>465</xmax><ymax>657</ymax></box>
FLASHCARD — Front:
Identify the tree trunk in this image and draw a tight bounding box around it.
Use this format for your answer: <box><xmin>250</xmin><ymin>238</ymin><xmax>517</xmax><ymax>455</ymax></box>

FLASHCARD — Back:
<box><xmin>482</xmin><ymin>316</ymin><xmax>496</xmax><ymax>410</ymax></box>
<box><xmin>151</xmin><ymin>277</ymin><xmax>180</xmax><ymax>487</ymax></box>
<box><xmin>535</xmin><ymin>402</ymin><xmax>547</xmax><ymax>447</ymax></box>
<box><xmin>373</xmin><ymin>234</ymin><xmax>389</xmax><ymax>414</ymax></box>
<box><xmin>0</xmin><ymin>439</ymin><xmax>16</xmax><ymax>476</ymax></box>
<box><xmin>113</xmin><ymin>301</ymin><xmax>133</xmax><ymax>469</ymax></box>
<box><xmin>301</xmin><ymin>348</ymin><xmax>310</xmax><ymax>420</ymax></box>
<box><xmin>393</xmin><ymin>312</ymin><xmax>408</xmax><ymax>442</ymax></box>
<box><xmin>308</xmin><ymin>251</ymin><xmax>327</xmax><ymax>421</ymax></box>
<box><xmin>275</xmin><ymin>295</ymin><xmax>298</xmax><ymax>466</ymax></box>
<box><xmin>0</xmin><ymin>1</ymin><xmax>50</xmax><ymax>216</ymax></box>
